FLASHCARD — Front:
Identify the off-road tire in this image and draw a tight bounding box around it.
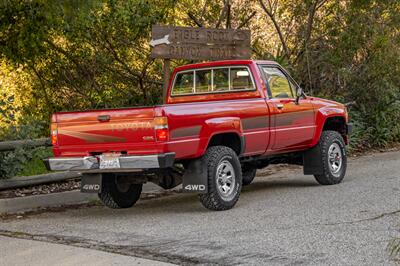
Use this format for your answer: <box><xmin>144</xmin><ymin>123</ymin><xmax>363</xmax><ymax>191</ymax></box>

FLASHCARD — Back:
<box><xmin>314</xmin><ymin>130</ymin><xmax>347</xmax><ymax>185</ymax></box>
<box><xmin>98</xmin><ymin>175</ymin><xmax>142</xmax><ymax>209</ymax></box>
<box><xmin>199</xmin><ymin>146</ymin><xmax>242</xmax><ymax>211</ymax></box>
<box><xmin>242</xmin><ymin>167</ymin><xmax>256</xmax><ymax>186</ymax></box>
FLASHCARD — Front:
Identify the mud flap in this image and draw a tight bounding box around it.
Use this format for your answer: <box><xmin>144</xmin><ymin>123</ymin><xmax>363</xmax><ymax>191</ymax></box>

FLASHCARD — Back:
<box><xmin>303</xmin><ymin>144</ymin><xmax>323</xmax><ymax>175</ymax></box>
<box><xmin>81</xmin><ymin>173</ymin><xmax>102</xmax><ymax>193</ymax></box>
<box><xmin>182</xmin><ymin>157</ymin><xmax>208</xmax><ymax>194</ymax></box>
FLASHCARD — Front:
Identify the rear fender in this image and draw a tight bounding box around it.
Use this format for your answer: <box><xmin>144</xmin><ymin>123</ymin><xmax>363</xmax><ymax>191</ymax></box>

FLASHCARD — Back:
<box><xmin>195</xmin><ymin>117</ymin><xmax>243</xmax><ymax>157</ymax></box>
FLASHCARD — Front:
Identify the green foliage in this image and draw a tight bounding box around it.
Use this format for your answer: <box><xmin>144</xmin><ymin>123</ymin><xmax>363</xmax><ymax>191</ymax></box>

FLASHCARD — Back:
<box><xmin>0</xmin><ymin>0</ymin><xmax>176</xmax><ymax>117</ymax></box>
<box><xmin>0</xmin><ymin>147</ymin><xmax>52</xmax><ymax>179</ymax></box>
<box><xmin>0</xmin><ymin>120</ymin><xmax>50</xmax><ymax>179</ymax></box>
<box><xmin>16</xmin><ymin>147</ymin><xmax>52</xmax><ymax>177</ymax></box>
<box><xmin>0</xmin><ymin>0</ymin><xmax>399</xmax><ymax>172</ymax></box>
<box><xmin>296</xmin><ymin>0</ymin><xmax>400</xmax><ymax>149</ymax></box>
<box><xmin>254</xmin><ymin>0</ymin><xmax>400</xmax><ymax>150</ymax></box>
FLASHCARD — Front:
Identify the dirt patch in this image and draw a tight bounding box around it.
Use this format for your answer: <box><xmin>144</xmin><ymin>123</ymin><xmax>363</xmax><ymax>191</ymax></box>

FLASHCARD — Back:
<box><xmin>349</xmin><ymin>143</ymin><xmax>400</xmax><ymax>157</ymax></box>
<box><xmin>257</xmin><ymin>164</ymin><xmax>302</xmax><ymax>177</ymax></box>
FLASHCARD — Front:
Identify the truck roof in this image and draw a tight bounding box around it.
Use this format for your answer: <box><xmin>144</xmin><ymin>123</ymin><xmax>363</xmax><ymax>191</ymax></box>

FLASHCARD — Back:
<box><xmin>174</xmin><ymin>59</ymin><xmax>278</xmax><ymax>72</ymax></box>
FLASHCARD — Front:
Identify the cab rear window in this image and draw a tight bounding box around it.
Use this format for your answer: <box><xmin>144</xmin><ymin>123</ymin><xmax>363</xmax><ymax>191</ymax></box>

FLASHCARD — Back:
<box><xmin>171</xmin><ymin>66</ymin><xmax>255</xmax><ymax>96</ymax></box>
<box><xmin>173</xmin><ymin>71</ymin><xmax>194</xmax><ymax>95</ymax></box>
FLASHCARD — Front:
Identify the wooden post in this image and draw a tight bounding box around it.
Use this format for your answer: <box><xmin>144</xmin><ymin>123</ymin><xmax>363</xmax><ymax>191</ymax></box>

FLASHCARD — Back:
<box><xmin>163</xmin><ymin>59</ymin><xmax>171</xmax><ymax>104</ymax></box>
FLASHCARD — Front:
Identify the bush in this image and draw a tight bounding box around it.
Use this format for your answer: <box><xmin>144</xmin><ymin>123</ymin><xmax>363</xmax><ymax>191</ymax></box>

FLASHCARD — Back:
<box><xmin>0</xmin><ymin>120</ymin><xmax>50</xmax><ymax>179</ymax></box>
<box><xmin>0</xmin><ymin>147</ymin><xmax>51</xmax><ymax>179</ymax></box>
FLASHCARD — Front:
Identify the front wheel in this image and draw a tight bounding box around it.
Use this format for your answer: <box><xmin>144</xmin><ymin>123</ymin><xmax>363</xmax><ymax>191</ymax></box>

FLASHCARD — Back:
<box><xmin>98</xmin><ymin>174</ymin><xmax>142</xmax><ymax>209</ymax></box>
<box><xmin>199</xmin><ymin>146</ymin><xmax>242</xmax><ymax>211</ymax></box>
<box><xmin>314</xmin><ymin>130</ymin><xmax>347</xmax><ymax>185</ymax></box>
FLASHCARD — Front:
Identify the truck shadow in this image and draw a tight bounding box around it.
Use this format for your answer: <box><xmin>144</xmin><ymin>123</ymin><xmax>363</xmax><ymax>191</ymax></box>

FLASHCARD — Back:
<box><xmin>89</xmin><ymin>177</ymin><xmax>321</xmax><ymax>216</ymax></box>
<box><xmin>242</xmin><ymin>177</ymin><xmax>319</xmax><ymax>193</ymax></box>
<box><xmin>13</xmin><ymin>177</ymin><xmax>322</xmax><ymax>219</ymax></box>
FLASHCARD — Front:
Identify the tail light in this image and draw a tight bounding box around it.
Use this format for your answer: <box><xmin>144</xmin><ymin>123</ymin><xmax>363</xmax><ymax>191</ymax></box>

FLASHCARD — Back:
<box><xmin>154</xmin><ymin>116</ymin><xmax>169</xmax><ymax>141</ymax></box>
<box><xmin>50</xmin><ymin>123</ymin><xmax>58</xmax><ymax>145</ymax></box>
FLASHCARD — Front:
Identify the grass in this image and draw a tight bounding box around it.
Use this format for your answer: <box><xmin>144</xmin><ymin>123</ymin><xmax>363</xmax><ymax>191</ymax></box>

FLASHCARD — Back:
<box><xmin>16</xmin><ymin>147</ymin><xmax>53</xmax><ymax>177</ymax></box>
<box><xmin>387</xmin><ymin>238</ymin><xmax>400</xmax><ymax>262</ymax></box>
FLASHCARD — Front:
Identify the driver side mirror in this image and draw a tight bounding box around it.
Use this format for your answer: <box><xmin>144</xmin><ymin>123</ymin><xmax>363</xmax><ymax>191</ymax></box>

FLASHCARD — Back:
<box><xmin>295</xmin><ymin>87</ymin><xmax>306</xmax><ymax>105</ymax></box>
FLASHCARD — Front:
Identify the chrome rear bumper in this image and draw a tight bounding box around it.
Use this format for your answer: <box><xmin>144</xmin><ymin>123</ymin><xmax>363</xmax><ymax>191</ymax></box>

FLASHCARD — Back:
<box><xmin>44</xmin><ymin>153</ymin><xmax>175</xmax><ymax>172</ymax></box>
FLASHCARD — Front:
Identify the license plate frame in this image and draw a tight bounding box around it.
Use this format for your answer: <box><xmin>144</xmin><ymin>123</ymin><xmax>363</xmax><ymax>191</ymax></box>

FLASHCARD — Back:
<box><xmin>99</xmin><ymin>154</ymin><xmax>121</xmax><ymax>169</ymax></box>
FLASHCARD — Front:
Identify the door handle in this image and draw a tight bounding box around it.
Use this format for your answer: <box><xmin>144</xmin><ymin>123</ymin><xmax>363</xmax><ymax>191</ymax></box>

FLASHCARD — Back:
<box><xmin>97</xmin><ymin>115</ymin><xmax>110</xmax><ymax>122</ymax></box>
<box><xmin>276</xmin><ymin>103</ymin><xmax>284</xmax><ymax>109</ymax></box>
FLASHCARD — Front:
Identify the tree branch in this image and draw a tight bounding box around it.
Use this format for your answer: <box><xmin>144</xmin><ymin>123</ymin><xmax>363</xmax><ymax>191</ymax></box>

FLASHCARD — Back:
<box><xmin>188</xmin><ymin>12</ymin><xmax>203</xmax><ymax>27</ymax></box>
<box><xmin>237</xmin><ymin>11</ymin><xmax>256</xmax><ymax>29</ymax></box>
<box><xmin>216</xmin><ymin>0</ymin><xmax>228</xmax><ymax>28</ymax></box>
<box><xmin>199</xmin><ymin>0</ymin><xmax>209</xmax><ymax>25</ymax></box>
<box><xmin>226</xmin><ymin>0</ymin><xmax>231</xmax><ymax>29</ymax></box>
<box><xmin>259</xmin><ymin>0</ymin><xmax>291</xmax><ymax>58</ymax></box>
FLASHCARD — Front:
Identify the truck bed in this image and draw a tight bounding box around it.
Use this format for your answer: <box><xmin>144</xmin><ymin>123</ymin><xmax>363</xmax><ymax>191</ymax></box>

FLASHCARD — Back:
<box><xmin>52</xmin><ymin>106</ymin><xmax>160</xmax><ymax>157</ymax></box>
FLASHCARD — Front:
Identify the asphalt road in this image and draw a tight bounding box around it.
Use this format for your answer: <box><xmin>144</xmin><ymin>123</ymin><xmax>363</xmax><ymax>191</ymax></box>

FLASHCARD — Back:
<box><xmin>0</xmin><ymin>151</ymin><xmax>399</xmax><ymax>265</ymax></box>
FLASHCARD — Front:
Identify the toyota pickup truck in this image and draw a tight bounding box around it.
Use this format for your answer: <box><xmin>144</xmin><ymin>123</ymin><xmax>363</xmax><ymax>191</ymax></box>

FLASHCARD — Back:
<box><xmin>45</xmin><ymin>60</ymin><xmax>352</xmax><ymax>211</ymax></box>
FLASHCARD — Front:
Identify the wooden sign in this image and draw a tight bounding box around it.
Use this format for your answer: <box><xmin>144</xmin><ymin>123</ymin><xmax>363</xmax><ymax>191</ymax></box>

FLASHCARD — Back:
<box><xmin>150</xmin><ymin>26</ymin><xmax>251</xmax><ymax>60</ymax></box>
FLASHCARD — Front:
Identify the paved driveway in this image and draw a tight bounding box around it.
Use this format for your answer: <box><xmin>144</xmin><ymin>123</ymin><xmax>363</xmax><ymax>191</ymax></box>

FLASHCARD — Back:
<box><xmin>1</xmin><ymin>151</ymin><xmax>399</xmax><ymax>265</ymax></box>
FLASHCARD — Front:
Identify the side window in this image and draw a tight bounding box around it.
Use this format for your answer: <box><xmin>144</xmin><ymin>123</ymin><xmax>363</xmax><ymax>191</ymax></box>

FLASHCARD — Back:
<box><xmin>172</xmin><ymin>71</ymin><xmax>194</xmax><ymax>95</ymax></box>
<box><xmin>289</xmin><ymin>80</ymin><xmax>297</xmax><ymax>96</ymax></box>
<box><xmin>262</xmin><ymin>67</ymin><xmax>294</xmax><ymax>98</ymax></box>
<box><xmin>231</xmin><ymin>68</ymin><xmax>254</xmax><ymax>90</ymax></box>
<box><xmin>195</xmin><ymin>69</ymin><xmax>212</xmax><ymax>93</ymax></box>
<box><xmin>213</xmin><ymin>68</ymin><xmax>229</xmax><ymax>92</ymax></box>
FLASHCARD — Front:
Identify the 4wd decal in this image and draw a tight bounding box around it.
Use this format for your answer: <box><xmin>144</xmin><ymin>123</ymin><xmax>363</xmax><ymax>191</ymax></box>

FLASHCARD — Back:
<box><xmin>82</xmin><ymin>184</ymin><xmax>100</xmax><ymax>191</ymax></box>
<box><xmin>81</xmin><ymin>174</ymin><xmax>102</xmax><ymax>193</ymax></box>
<box><xmin>182</xmin><ymin>158</ymin><xmax>208</xmax><ymax>194</ymax></box>
<box><xmin>184</xmin><ymin>184</ymin><xmax>206</xmax><ymax>191</ymax></box>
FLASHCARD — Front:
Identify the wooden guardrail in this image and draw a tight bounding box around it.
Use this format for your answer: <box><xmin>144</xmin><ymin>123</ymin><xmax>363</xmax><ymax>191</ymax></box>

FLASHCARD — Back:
<box><xmin>0</xmin><ymin>138</ymin><xmax>51</xmax><ymax>152</ymax></box>
<box><xmin>0</xmin><ymin>172</ymin><xmax>81</xmax><ymax>191</ymax></box>
<box><xmin>0</xmin><ymin>138</ymin><xmax>79</xmax><ymax>191</ymax></box>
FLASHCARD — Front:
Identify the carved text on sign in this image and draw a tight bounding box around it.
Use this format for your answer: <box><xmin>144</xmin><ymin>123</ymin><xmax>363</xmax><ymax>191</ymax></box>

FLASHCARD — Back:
<box><xmin>151</xmin><ymin>26</ymin><xmax>251</xmax><ymax>60</ymax></box>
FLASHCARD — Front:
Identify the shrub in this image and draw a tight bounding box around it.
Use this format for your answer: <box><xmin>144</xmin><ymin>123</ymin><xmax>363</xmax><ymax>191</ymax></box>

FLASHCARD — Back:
<box><xmin>0</xmin><ymin>120</ymin><xmax>50</xmax><ymax>179</ymax></box>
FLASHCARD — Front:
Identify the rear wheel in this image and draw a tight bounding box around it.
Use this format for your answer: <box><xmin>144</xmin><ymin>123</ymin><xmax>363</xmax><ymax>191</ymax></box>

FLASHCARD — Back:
<box><xmin>314</xmin><ymin>130</ymin><xmax>347</xmax><ymax>185</ymax></box>
<box><xmin>98</xmin><ymin>174</ymin><xmax>142</xmax><ymax>209</ymax></box>
<box><xmin>199</xmin><ymin>146</ymin><xmax>242</xmax><ymax>211</ymax></box>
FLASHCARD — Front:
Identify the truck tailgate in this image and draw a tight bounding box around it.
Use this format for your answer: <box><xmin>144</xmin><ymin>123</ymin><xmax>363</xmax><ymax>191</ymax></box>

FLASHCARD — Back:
<box><xmin>54</xmin><ymin>107</ymin><xmax>156</xmax><ymax>153</ymax></box>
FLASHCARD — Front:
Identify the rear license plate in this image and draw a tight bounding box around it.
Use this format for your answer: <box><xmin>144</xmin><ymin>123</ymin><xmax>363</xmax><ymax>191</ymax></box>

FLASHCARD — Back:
<box><xmin>99</xmin><ymin>154</ymin><xmax>120</xmax><ymax>169</ymax></box>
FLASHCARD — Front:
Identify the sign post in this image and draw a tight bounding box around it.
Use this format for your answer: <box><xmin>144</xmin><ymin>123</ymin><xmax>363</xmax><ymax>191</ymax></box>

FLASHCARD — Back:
<box><xmin>150</xmin><ymin>25</ymin><xmax>251</xmax><ymax>102</ymax></box>
<box><xmin>162</xmin><ymin>59</ymin><xmax>170</xmax><ymax>102</ymax></box>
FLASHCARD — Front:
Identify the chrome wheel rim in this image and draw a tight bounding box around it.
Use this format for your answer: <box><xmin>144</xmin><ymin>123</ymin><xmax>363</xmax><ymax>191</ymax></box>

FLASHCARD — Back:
<box><xmin>328</xmin><ymin>143</ymin><xmax>342</xmax><ymax>177</ymax></box>
<box><xmin>216</xmin><ymin>160</ymin><xmax>236</xmax><ymax>201</ymax></box>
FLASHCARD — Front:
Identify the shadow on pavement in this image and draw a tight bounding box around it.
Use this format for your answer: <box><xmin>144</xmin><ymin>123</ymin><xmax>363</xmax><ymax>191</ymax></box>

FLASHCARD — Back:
<box><xmin>82</xmin><ymin>178</ymin><xmax>318</xmax><ymax>215</ymax></box>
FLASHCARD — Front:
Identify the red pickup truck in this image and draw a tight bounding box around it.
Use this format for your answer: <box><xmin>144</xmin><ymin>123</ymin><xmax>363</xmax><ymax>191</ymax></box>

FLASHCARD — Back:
<box><xmin>45</xmin><ymin>60</ymin><xmax>352</xmax><ymax>211</ymax></box>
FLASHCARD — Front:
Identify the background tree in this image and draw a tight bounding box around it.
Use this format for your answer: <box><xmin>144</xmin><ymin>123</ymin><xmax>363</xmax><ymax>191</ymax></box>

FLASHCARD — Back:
<box><xmin>0</xmin><ymin>0</ymin><xmax>399</xmax><ymax>177</ymax></box>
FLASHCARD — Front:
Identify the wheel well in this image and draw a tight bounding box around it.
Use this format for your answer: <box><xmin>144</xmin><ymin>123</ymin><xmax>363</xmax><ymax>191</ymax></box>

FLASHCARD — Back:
<box><xmin>323</xmin><ymin>116</ymin><xmax>346</xmax><ymax>135</ymax></box>
<box><xmin>207</xmin><ymin>133</ymin><xmax>242</xmax><ymax>155</ymax></box>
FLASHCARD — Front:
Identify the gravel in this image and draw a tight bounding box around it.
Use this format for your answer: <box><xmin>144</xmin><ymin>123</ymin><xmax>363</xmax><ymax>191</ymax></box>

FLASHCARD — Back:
<box><xmin>0</xmin><ymin>179</ymin><xmax>81</xmax><ymax>199</ymax></box>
